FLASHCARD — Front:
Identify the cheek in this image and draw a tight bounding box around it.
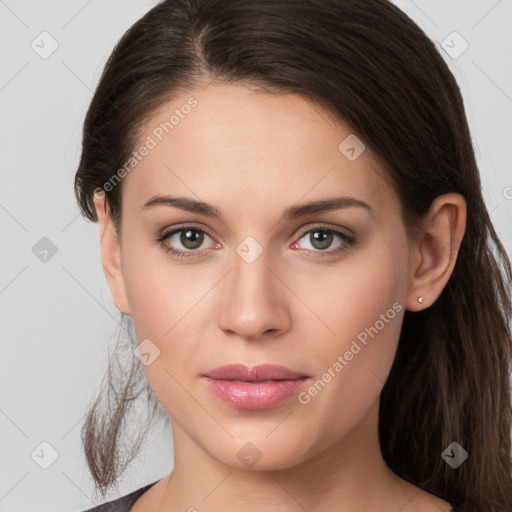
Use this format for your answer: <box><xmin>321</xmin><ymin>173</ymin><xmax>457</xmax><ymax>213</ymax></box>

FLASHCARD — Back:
<box><xmin>120</xmin><ymin>242</ymin><xmax>216</xmax><ymax>394</ymax></box>
<box><xmin>293</xmin><ymin>233</ymin><xmax>407</xmax><ymax>356</ymax></box>
<box><xmin>295</xmin><ymin>237</ymin><xmax>408</xmax><ymax>426</ymax></box>
<box><xmin>122</xmin><ymin>237</ymin><xmax>207</xmax><ymax>337</ymax></box>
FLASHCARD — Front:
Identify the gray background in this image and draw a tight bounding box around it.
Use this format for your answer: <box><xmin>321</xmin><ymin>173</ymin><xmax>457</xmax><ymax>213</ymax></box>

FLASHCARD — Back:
<box><xmin>0</xmin><ymin>1</ymin><xmax>511</xmax><ymax>511</ymax></box>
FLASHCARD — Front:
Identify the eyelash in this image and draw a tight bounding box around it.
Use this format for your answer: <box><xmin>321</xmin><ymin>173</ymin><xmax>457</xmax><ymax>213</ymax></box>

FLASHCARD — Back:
<box><xmin>154</xmin><ymin>223</ymin><xmax>356</xmax><ymax>260</ymax></box>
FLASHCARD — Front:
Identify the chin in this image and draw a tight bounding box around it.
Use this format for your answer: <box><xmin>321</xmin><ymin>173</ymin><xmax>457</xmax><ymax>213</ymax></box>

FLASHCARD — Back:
<box><xmin>204</xmin><ymin>433</ymin><xmax>312</xmax><ymax>472</ymax></box>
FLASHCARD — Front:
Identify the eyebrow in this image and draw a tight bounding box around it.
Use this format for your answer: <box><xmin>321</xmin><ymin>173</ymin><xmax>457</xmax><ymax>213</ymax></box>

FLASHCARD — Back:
<box><xmin>141</xmin><ymin>195</ymin><xmax>374</xmax><ymax>221</ymax></box>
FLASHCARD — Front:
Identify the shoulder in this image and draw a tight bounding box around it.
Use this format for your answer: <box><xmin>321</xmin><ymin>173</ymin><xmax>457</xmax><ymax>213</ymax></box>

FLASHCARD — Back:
<box><xmin>80</xmin><ymin>481</ymin><xmax>159</xmax><ymax>512</ymax></box>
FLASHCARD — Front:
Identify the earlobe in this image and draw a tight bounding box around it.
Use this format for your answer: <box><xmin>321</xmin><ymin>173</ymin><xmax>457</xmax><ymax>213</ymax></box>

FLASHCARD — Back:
<box><xmin>93</xmin><ymin>191</ymin><xmax>131</xmax><ymax>315</ymax></box>
<box><xmin>406</xmin><ymin>193</ymin><xmax>466</xmax><ymax>312</ymax></box>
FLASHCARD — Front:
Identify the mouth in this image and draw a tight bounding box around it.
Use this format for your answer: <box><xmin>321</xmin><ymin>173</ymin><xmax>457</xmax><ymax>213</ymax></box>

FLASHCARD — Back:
<box><xmin>202</xmin><ymin>364</ymin><xmax>311</xmax><ymax>410</ymax></box>
<box><xmin>204</xmin><ymin>363</ymin><xmax>309</xmax><ymax>381</ymax></box>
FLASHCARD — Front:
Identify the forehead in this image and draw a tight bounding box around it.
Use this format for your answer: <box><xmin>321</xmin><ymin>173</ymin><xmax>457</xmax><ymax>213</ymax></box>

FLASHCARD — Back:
<box><xmin>122</xmin><ymin>83</ymin><xmax>396</xmax><ymax>220</ymax></box>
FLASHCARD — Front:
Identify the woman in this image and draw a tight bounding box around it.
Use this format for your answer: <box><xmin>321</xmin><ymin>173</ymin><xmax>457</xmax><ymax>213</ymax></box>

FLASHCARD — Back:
<box><xmin>74</xmin><ymin>0</ymin><xmax>512</xmax><ymax>510</ymax></box>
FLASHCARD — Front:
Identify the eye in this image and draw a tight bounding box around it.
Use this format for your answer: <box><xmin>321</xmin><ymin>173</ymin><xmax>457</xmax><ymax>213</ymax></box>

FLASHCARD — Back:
<box><xmin>156</xmin><ymin>226</ymin><xmax>219</xmax><ymax>259</ymax></box>
<box><xmin>155</xmin><ymin>223</ymin><xmax>356</xmax><ymax>260</ymax></box>
<box><xmin>291</xmin><ymin>225</ymin><xmax>355</xmax><ymax>256</ymax></box>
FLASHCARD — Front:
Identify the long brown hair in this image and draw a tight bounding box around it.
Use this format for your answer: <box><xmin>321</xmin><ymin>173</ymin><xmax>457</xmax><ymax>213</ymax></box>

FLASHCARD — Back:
<box><xmin>74</xmin><ymin>0</ymin><xmax>512</xmax><ymax>508</ymax></box>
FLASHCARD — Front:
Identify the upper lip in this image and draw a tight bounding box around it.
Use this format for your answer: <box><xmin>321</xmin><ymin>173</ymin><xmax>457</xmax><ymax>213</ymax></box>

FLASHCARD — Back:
<box><xmin>204</xmin><ymin>364</ymin><xmax>308</xmax><ymax>381</ymax></box>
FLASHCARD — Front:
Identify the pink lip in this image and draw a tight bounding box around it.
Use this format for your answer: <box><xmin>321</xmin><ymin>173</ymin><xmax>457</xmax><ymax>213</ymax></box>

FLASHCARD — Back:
<box><xmin>202</xmin><ymin>364</ymin><xmax>310</xmax><ymax>410</ymax></box>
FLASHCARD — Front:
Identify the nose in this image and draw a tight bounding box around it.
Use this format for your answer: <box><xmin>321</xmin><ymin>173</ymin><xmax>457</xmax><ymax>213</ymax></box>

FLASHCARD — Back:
<box><xmin>217</xmin><ymin>247</ymin><xmax>292</xmax><ymax>342</ymax></box>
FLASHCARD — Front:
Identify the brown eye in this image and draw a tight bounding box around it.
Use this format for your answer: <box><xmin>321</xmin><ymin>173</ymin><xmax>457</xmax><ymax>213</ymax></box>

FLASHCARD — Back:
<box><xmin>309</xmin><ymin>230</ymin><xmax>334</xmax><ymax>250</ymax></box>
<box><xmin>291</xmin><ymin>225</ymin><xmax>356</xmax><ymax>257</ymax></box>
<box><xmin>157</xmin><ymin>226</ymin><xmax>218</xmax><ymax>259</ymax></box>
<box><xmin>178</xmin><ymin>229</ymin><xmax>205</xmax><ymax>250</ymax></box>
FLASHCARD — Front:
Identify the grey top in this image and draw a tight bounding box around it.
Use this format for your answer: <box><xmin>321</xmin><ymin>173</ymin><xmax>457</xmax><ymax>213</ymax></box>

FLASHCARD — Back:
<box><xmin>81</xmin><ymin>481</ymin><xmax>475</xmax><ymax>511</ymax></box>
<box><xmin>81</xmin><ymin>481</ymin><xmax>158</xmax><ymax>512</ymax></box>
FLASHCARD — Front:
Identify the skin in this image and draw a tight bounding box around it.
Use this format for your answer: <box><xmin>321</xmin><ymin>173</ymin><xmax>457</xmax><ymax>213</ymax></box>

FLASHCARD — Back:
<box><xmin>94</xmin><ymin>82</ymin><xmax>466</xmax><ymax>512</ymax></box>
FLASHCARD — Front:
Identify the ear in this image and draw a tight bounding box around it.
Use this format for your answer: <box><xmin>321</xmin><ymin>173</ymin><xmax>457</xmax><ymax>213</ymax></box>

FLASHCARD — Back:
<box><xmin>406</xmin><ymin>192</ymin><xmax>466</xmax><ymax>312</ymax></box>
<box><xmin>93</xmin><ymin>190</ymin><xmax>131</xmax><ymax>315</ymax></box>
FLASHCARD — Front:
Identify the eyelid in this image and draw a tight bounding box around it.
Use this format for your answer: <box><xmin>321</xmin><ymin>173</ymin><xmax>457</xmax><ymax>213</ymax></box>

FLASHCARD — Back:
<box><xmin>159</xmin><ymin>222</ymin><xmax>216</xmax><ymax>239</ymax></box>
<box><xmin>293</xmin><ymin>222</ymin><xmax>355</xmax><ymax>239</ymax></box>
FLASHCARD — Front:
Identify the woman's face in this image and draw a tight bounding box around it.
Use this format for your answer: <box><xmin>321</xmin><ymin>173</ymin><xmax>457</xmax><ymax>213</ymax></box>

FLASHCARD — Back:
<box><xmin>103</xmin><ymin>83</ymin><xmax>416</xmax><ymax>470</ymax></box>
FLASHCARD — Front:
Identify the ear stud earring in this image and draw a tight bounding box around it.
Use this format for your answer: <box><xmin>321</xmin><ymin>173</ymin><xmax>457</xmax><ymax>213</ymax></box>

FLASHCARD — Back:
<box><xmin>417</xmin><ymin>297</ymin><xmax>424</xmax><ymax>304</ymax></box>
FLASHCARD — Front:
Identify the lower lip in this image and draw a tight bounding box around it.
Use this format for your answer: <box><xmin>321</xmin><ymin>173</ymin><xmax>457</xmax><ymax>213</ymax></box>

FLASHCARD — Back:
<box><xmin>203</xmin><ymin>377</ymin><xmax>310</xmax><ymax>410</ymax></box>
